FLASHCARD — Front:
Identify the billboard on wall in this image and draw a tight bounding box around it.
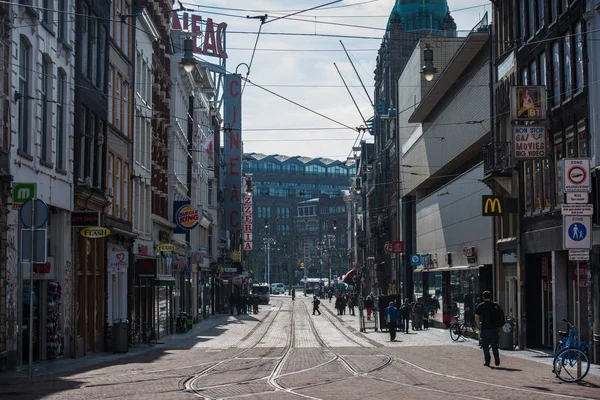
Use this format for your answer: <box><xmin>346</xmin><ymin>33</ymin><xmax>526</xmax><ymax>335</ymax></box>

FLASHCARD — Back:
<box><xmin>511</xmin><ymin>86</ymin><xmax>547</xmax><ymax>121</ymax></box>
<box><xmin>171</xmin><ymin>11</ymin><xmax>228</xmax><ymax>60</ymax></box>
<box><xmin>223</xmin><ymin>74</ymin><xmax>242</xmax><ymax>232</ymax></box>
<box><xmin>512</xmin><ymin>125</ymin><xmax>547</xmax><ymax>160</ymax></box>
<box><xmin>243</xmin><ymin>195</ymin><xmax>253</xmax><ymax>251</ymax></box>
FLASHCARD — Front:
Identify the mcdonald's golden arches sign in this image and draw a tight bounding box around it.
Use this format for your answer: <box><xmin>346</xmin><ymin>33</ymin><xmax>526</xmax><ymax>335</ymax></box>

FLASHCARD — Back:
<box><xmin>482</xmin><ymin>196</ymin><xmax>519</xmax><ymax>216</ymax></box>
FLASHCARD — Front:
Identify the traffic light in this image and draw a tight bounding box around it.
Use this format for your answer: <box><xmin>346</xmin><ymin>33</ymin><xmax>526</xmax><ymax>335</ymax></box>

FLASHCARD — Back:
<box><xmin>332</xmin><ymin>219</ymin><xmax>337</xmax><ymax>230</ymax></box>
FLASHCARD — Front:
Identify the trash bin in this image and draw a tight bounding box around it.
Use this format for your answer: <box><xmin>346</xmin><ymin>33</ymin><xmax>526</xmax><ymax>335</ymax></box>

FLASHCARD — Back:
<box><xmin>113</xmin><ymin>322</ymin><xmax>129</xmax><ymax>353</ymax></box>
<box><xmin>498</xmin><ymin>318</ymin><xmax>514</xmax><ymax>350</ymax></box>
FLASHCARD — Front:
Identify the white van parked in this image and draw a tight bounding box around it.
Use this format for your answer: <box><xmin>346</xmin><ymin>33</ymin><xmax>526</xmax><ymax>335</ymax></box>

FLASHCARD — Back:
<box><xmin>271</xmin><ymin>283</ymin><xmax>285</xmax><ymax>294</ymax></box>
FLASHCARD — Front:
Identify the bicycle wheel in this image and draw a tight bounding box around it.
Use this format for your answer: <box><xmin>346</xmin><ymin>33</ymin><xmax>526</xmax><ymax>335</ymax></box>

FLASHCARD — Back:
<box><xmin>129</xmin><ymin>330</ymin><xmax>142</xmax><ymax>348</ymax></box>
<box><xmin>461</xmin><ymin>323</ymin><xmax>475</xmax><ymax>338</ymax></box>
<box><xmin>554</xmin><ymin>348</ymin><xmax>590</xmax><ymax>383</ymax></box>
<box><xmin>148</xmin><ymin>329</ymin><xmax>157</xmax><ymax>347</ymax></box>
<box><xmin>450</xmin><ymin>322</ymin><xmax>462</xmax><ymax>341</ymax></box>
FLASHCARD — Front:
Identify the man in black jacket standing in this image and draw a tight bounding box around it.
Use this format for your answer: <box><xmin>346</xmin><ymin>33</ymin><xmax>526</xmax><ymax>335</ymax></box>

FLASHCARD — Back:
<box><xmin>475</xmin><ymin>290</ymin><xmax>503</xmax><ymax>367</ymax></box>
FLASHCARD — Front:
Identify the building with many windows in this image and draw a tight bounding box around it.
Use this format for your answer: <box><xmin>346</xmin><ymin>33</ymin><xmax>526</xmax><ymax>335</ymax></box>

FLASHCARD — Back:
<box><xmin>243</xmin><ymin>154</ymin><xmax>354</xmax><ymax>286</ymax></box>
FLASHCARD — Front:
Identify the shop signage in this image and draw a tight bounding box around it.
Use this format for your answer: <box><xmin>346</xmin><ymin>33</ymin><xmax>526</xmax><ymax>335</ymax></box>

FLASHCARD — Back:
<box><xmin>561</xmin><ymin>204</ymin><xmax>593</xmax><ymax>216</ymax></box>
<box><xmin>108</xmin><ymin>251</ymin><xmax>129</xmax><ymax>273</ymax></box>
<box><xmin>80</xmin><ymin>227</ymin><xmax>111</xmax><ymax>238</ymax></box>
<box><xmin>481</xmin><ymin>196</ymin><xmax>518</xmax><ymax>216</ymax></box>
<box><xmin>563</xmin><ymin>215</ymin><xmax>591</xmax><ymax>250</ymax></box>
<box><xmin>156</xmin><ymin>243</ymin><xmax>177</xmax><ymax>252</ymax></box>
<box><xmin>512</xmin><ymin>126</ymin><xmax>547</xmax><ymax>160</ymax></box>
<box><xmin>568</xmin><ymin>250</ymin><xmax>589</xmax><ymax>261</ymax></box>
<box><xmin>71</xmin><ymin>211</ymin><xmax>100</xmax><ymax>227</ymax></box>
<box><xmin>12</xmin><ymin>182</ymin><xmax>36</xmax><ymax>209</ymax></box>
<box><xmin>223</xmin><ymin>74</ymin><xmax>243</xmax><ymax>231</ymax></box>
<box><xmin>563</xmin><ymin>158</ymin><xmax>591</xmax><ymax>193</ymax></box>
<box><xmin>410</xmin><ymin>254</ymin><xmax>421</xmax><ymax>267</ymax></box>
<box><xmin>173</xmin><ymin>201</ymin><xmax>200</xmax><ymax>233</ymax></box>
<box><xmin>565</xmin><ymin>192</ymin><xmax>589</xmax><ymax>204</ymax></box>
<box><xmin>136</xmin><ymin>258</ymin><xmax>156</xmax><ymax>277</ymax></box>
<box><xmin>171</xmin><ymin>12</ymin><xmax>228</xmax><ymax>60</ymax></box>
<box><xmin>511</xmin><ymin>86</ymin><xmax>547</xmax><ymax>120</ymax></box>
<box><xmin>243</xmin><ymin>194</ymin><xmax>253</xmax><ymax>251</ymax></box>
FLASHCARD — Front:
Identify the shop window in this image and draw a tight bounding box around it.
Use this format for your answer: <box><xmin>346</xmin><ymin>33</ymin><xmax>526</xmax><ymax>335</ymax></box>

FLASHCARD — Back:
<box><xmin>525</xmin><ymin>161</ymin><xmax>533</xmax><ymax>212</ymax></box>
<box><xmin>566</xmin><ymin>126</ymin><xmax>576</xmax><ymax>157</ymax></box>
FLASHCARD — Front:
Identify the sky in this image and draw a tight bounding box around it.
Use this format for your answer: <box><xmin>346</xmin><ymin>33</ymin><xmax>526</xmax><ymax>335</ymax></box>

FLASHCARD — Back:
<box><xmin>185</xmin><ymin>0</ymin><xmax>492</xmax><ymax>162</ymax></box>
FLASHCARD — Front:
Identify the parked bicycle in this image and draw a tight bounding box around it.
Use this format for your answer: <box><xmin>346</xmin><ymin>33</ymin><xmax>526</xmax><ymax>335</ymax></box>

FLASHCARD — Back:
<box><xmin>449</xmin><ymin>308</ymin><xmax>478</xmax><ymax>342</ymax></box>
<box><xmin>176</xmin><ymin>311</ymin><xmax>193</xmax><ymax>333</ymax></box>
<box><xmin>552</xmin><ymin>319</ymin><xmax>590</xmax><ymax>383</ymax></box>
<box><xmin>129</xmin><ymin>320</ymin><xmax>157</xmax><ymax>347</ymax></box>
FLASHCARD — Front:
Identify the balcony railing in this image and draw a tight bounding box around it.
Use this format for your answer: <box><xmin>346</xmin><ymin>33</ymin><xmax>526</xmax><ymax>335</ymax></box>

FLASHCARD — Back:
<box><xmin>483</xmin><ymin>142</ymin><xmax>514</xmax><ymax>176</ymax></box>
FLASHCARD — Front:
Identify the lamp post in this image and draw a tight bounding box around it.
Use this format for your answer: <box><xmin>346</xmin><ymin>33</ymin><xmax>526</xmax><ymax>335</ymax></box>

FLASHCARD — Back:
<box><xmin>180</xmin><ymin>37</ymin><xmax>198</xmax><ymax>73</ymax></box>
<box><xmin>262</xmin><ymin>237</ymin><xmax>276</xmax><ymax>288</ymax></box>
<box><xmin>421</xmin><ymin>44</ymin><xmax>438</xmax><ymax>82</ymax></box>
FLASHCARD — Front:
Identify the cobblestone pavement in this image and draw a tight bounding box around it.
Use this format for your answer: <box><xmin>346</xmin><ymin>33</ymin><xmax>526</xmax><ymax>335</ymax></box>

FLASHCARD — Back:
<box><xmin>0</xmin><ymin>295</ymin><xmax>598</xmax><ymax>400</ymax></box>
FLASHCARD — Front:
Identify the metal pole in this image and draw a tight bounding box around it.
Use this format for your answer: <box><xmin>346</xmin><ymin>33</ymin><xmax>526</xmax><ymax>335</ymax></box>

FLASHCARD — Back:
<box><xmin>28</xmin><ymin>198</ymin><xmax>35</xmax><ymax>378</ymax></box>
<box><xmin>577</xmin><ymin>260</ymin><xmax>580</xmax><ymax>341</ymax></box>
<box><xmin>267</xmin><ymin>240</ymin><xmax>270</xmax><ymax>288</ymax></box>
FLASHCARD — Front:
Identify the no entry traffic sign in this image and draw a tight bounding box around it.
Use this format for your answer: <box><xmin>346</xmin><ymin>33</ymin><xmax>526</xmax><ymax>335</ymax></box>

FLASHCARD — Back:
<box><xmin>563</xmin><ymin>158</ymin><xmax>590</xmax><ymax>193</ymax></box>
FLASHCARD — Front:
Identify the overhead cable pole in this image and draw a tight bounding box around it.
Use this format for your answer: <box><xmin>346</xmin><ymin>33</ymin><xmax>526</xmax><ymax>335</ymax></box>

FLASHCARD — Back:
<box><xmin>340</xmin><ymin>40</ymin><xmax>374</xmax><ymax>107</ymax></box>
<box><xmin>333</xmin><ymin>63</ymin><xmax>369</xmax><ymax>129</ymax></box>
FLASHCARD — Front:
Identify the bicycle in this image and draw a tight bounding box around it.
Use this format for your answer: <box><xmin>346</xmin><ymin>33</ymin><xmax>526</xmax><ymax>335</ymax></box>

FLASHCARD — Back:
<box><xmin>552</xmin><ymin>319</ymin><xmax>590</xmax><ymax>383</ymax></box>
<box><xmin>129</xmin><ymin>320</ymin><xmax>157</xmax><ymax>347</ymax></box>
<box><xmin>449</xmin><ymin>310</ymin><xmax>477</xmax><ymax>342</ymax></box>
<box><xmin>141</xmin><ymin>322</ymin><xmax>157</xmax><ymax>347</ymax></box>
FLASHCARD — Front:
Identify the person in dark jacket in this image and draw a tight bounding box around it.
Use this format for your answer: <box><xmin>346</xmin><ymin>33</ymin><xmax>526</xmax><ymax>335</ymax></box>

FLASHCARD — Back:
<box><xmin>412</xmin><ymin>297</ymin><xmax>425</xmax><ymax>330</ymax></box>
<box><xmin>399</xmin><ymin>298</ymin><xmax>411</xmax><ymax>333</ymax></box>
<box><xmin>475</xmin><ymin>290</ymin><xmax>503</xmax><ymax>367</ymax></box>
<box><xmin>228</xmin><ymin>294</ymin><xmax>236</xmax><ymax>315</ymax></box>
<box><xmin>312</xmin><ymin>296</ymin><xmax>321</xmax><ymax>315</ymax></box>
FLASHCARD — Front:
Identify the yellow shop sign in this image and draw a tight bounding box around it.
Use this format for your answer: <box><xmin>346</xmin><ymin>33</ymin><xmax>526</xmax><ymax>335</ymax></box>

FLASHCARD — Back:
<box><xmin>80</xmin><ymin>227</ymin><xmax>111</xmax><ymax>238</ymax></box>
<box><xmin>156</xmin><ymin>243</ymin><xmax>177</xmax><ymax>252</ymax></box>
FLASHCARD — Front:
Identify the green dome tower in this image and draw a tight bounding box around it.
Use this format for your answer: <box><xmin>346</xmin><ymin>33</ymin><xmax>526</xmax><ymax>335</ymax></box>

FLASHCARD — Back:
<box><xmin>392</xmin><ymin>0</ymin><xmax>451</xmax><ymax>31</ymax></box>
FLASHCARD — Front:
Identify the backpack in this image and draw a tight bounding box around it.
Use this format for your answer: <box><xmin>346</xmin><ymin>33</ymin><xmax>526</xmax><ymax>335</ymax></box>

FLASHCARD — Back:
<box><xmin>314</xmin><ymin>299</ymin><xmax>320</xmax><ymax>306</ymax></box>
<box><xmin>492</xmin><ymin>302</ymin><xmax>505</xmax><ymax>328</ymax></box>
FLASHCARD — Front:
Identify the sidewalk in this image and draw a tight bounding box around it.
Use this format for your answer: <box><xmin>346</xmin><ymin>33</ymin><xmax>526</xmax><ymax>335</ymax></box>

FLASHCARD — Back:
<box><xmin>317</xmin><ymin>295</ymin><xmax>600</xmax><ymax>376</ymax></box>
<box><xmin>1</xmin><ymin>311</ymin><xmax>241</xmax><ymax>378</ymax></box>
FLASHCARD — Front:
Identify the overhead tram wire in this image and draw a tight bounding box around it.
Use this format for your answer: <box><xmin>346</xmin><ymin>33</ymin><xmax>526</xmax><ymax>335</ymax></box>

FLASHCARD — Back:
<box><xmin>333</xmin><ymin>62</ymin><xmax>370</xmax><ymax>129</ymax></box>
<box><xmin>340</xmin><ymin>40</ymin><xmax>373</xmax><ymax>107</ymax></box>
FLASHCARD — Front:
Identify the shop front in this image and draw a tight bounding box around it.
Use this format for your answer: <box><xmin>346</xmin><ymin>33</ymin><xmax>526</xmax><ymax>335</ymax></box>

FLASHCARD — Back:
<box><xmin>133</xmin><ymin>258</ymin><xmax>156</xmax><ymax>338</ymax></box>
<box><xmin>414</xmin><ymin>265</ymin><xmax>493</xmax><ymax>327</ymax></box>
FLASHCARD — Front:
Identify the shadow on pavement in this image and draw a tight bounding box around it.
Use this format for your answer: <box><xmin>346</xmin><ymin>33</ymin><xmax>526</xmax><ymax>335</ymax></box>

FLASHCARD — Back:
<box><xmin>0</xmin><ymin>312</ymin><xmax>262</xmax><ymax>399</ymax></box>
<box><xmin>491</xmin><ymin>366</ymin><xmax>522</xmax><ymax>372</ymax></box>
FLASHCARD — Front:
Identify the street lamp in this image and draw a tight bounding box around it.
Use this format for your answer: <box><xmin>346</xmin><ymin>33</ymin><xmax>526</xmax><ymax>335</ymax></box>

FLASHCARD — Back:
<box><xmin>181</xmin><ymin>37</ymin><xmax>198</xmax><ymax>73</ymax></box>
<box><xmin>421</xmin><ymin>44</ymin><xmax>438</xmax><ymax>82</ymax></box>
<box><xmin>262</xmin><ymin>237</ymin><xmax>276</xmax><ymax>288</ymax></box>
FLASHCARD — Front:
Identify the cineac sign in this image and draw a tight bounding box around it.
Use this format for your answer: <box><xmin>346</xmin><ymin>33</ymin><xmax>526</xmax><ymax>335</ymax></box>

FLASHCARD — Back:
<box><xmin>171</xmin><ymin>12</ymin><xmax>228</xmax><ymax>60</ymax></box>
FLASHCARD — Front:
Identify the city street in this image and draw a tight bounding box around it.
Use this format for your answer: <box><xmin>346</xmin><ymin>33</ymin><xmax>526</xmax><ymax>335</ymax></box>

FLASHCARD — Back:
<box><xmin>1</xmin><ymin>295</ymin><xmax>599</xmax><ymax>400</ymax></box>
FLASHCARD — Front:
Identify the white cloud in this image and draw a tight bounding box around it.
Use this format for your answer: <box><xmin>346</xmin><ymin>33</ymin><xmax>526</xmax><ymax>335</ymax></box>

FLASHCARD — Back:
<box><xmin>191</xmin><ymin>0</ymin><xmax>490</xmax><ymax>160</ymax></box>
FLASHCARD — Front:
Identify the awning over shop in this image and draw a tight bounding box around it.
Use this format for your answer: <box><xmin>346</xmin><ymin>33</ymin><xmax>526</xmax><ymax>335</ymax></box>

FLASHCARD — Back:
<box><xmin>342</xmin><ymin>268</ymin><xmax>358</xmax><ymax>284</ymax></box>
<box><xmin>156</xmin><ymin>276</ymin><xmax>176</xmax><ymax>287</ymax></box>
<box><xmin>413</xmin><ymin>265</ymin><xmax>484</xmax><ymax>273</ymax></box>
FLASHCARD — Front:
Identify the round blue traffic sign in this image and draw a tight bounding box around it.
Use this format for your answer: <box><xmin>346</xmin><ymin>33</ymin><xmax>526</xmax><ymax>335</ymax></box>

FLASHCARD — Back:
<box><xmin>568</xmin><ymin>222</ymin><xmax>587</xmax><ymax>242</ymax></box>
<box><xmin>19</xmin><ymin>198</ymin><xmax>49</xmax><ymax>229</ymax></box>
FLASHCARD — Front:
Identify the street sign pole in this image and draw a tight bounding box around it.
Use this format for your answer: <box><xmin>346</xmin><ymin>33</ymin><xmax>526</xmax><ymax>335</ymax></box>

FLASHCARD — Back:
<box><xmin>28</xmin><ymin>198</ymin><xmax>35</xmax><ymax>378</ymax></box>
<box><xmin>577</xmin><ymin>260</ymin><xmax>580</xmax><ymax>342</ymax></box>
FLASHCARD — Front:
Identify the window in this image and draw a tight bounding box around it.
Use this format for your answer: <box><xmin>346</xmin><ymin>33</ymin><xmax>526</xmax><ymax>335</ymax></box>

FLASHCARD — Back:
<box><xmin>552</xmin><ymin>41</ymin><xmax>561</xmax><ymax>106</ymax></box>
<box><xmin>81</xmin><ymin>3</ymin><xmax>89</xmax><ymax>75</ymax></box>
<box><xmin>41</xmin><ymin>58</ymin><xmax>51</xmax><ymax>163</ymax></box>
<box><xmin>575</xmin><ymin>22</ymin><xmax>584</xmax><ymax>91</ymax></box>
<box><xmin>538</xmin><ymin>0</ymin><xmax>544</xmax><ymax>27</ymax></box>
<box><xmin>551</xmin><ymin>0</ymin><xmax>558</xmax><ymax>21</ymax></box>
<box><xmin>562</xmin><ymin>0</ymin><xmax>568</xmax><ymax>12</ymax></box>
<box><xmin>578</xmin><ymin>120</ymin><xmax>588</xmax><ymax>158</ymax></box>
<box><xmin>56</xmin><ymin>69</ymin><xmax>66</xmax><ymax>170</ymax></box>
<box><xmin>123</xmin><ymin>82</ymin><xmax>129</xmax><ymax>135</ymax></box>
<box><xmin>116</xmin><ymin>158</ymin><xmax>122</xmax><ymax>218</ymax></box>
<box><xmin>544</xmin><ymin>159</ymin><xmax>552</xmax><ymax>208</ymax></box>
<box><xmin>116</xmin><ymin>73</ymin><xmax>122</xmax><ymax>128</ymax></box>
<box><xmin>78</xmin><ymin>107</ymin><xmax>86</xmax><ymax>181</ymax></box>
<box><xmin>563</xmin><ymin>35</ymin><xmax>572</xmax><ymax>98</ymax></box>
<box><xmin>208</xmin><ymin>180</ymin><xmax>213</xmax><ymax>206</ymax></box>
<box><xmin>520</xmin><ymin>1</ymin><xmax>527</xmax><ymax>39</ymax></box>
<box><xmin>87</xmin><ymin>113</ymin><xmax>96</xmax><ymax>184</ymax></box>
<box><xmin>43</xmin><ymin>0</ymin><xmax>54</xmax><ymax>29</ymax></box>
<box><xmin>554</xmin><ymin>133</ymin><xmax>564</xmax><ymax>204</ymax></box>
<box><xmin>530</xmin><ymin>60</ymin><xmax>537</xmax><ymax>85</ymax></box>
<box><xmin>96</xmin><ymin>120</ymin><xmax>104</xmax><ymax>188</ymax></box>
<box><xmin>534</xmin><ymin>160</ymin><xmax>543</xmax><ymax>209</ymax></box>
<box><xmin>540</xmin><ymin>52</ymin><xmax>547</xmax><ymax>88</ymax></box>
<box><xmin>97</xmin><ymin>26</ymin><xmax>106</xmax><ymax>90</ymax></box>
<box><xmin>528</xmin><ymin>0</ymin><xmax>536</xmax><ymax>36</ymax></box>
<box><xmin>566</xmin><ymin>126</ymin><xmax>576</xmax><ymax>157</ymax></box>
<box><xmin>108</xmin><ymin>65</ymin><xmax>113</xmax><ymax>121</ymax></box>
<box><xmin>89</xmin><ymin>15</ymin><xmax>97</xmax><ymax>83</ymax></box>
<box><xmin>58</xmin><ymin>0</ymin><xmax>66</xmax><ymax>40</ymax></box>
<box><xmin>123</xmin><ymin>163</ymin><xmax>129</xmax><ymax>220</ymax></box>
<box><xmin>521</xmin><ymin>68</ymin><xmax>528</xmax><ymax>85</ymax></box>
<box><xmin>123</xmin><ymin>1</ymin><xmax>130</xmax><ymax>57</ymax></box>
<box><xmin>18</xmin><ymin>37</ymin><xmax>30</xmax><ymax>154</ymax></box>
<box><xmin>136</xmin><ymin>52</ymin><xmax>141</xmax><ymax>94</ymax></box>
<box><xmin>108</xmin><ymin>153</ymin><xmax>114</xmax><ymax>215</ymax></box>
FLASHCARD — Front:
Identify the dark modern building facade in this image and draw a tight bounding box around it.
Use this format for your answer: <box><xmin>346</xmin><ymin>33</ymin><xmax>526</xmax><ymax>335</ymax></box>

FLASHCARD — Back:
<box><xmin>370</xmin><ymin>0</ymin><xmax>457</xmax><ymax>297</ymax></box>
<box><xmin>243</xmin><ymin>153</ymin><xmax>355</xmax><ymax>286</ymax></box>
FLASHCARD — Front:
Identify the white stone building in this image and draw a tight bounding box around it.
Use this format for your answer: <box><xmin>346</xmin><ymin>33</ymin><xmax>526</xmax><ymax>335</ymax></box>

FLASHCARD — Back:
<box><xmin>7</xmin><ymin>1</ymin><xmax>76</xmax><ymax>368</ymax></box>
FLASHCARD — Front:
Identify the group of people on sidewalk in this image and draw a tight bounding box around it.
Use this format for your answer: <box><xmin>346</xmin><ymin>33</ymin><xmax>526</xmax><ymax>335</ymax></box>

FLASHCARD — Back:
<box><xmin>383</xmin><ymin>291</ymin><xmax>504</xmax><ymax>367</ymax></box>
<box><xmin>228</xmin><ymin>293</ymin><xmax>261</xmax><ymax>315</ymax></box>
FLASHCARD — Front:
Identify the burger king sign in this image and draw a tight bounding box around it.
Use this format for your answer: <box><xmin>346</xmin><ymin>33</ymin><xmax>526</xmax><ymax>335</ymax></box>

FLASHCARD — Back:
<box><xmin>174</xmin><ymin>202</ymin><xmax>200</xmax><ymax>232</ymax></box>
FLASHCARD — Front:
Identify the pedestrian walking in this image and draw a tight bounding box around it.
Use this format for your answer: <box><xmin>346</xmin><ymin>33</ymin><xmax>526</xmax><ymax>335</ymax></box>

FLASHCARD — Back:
<box><xmin>475</xmin><ymin>290</ymin><xmax>504</xmax><ymax>367</ymax></box>
<box><xmin>348</xmin><ymin>294</ymin><xmax>355</xmax><ymax>316</ymax></box>
<box><xmin>228</xmin><ymin>294</ymin><xmax>236</xmax><ymax>315</ymax></box>
<box><xmin>412</xmin><ymin>297</ymin><xmax>425</xmax><ymax>330</ymax></box>
<box><xmin>399</xmin><ymin>298</ymin><xmax>411</xmax><ymax>333</ymax></box>
<box><xmin>312</xmin><ymin>296</ymin><xmax>321</xmax><ymax>315</ymax></box>
<box><xmin>384</xmin><ymin>301</ymin><xmax>400</xmax><ymax>341</ymax></box>
<box><xmin>365</xmin><ymin>294</ymin><xmax>374</xmax><ymax>320</ymax></box>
